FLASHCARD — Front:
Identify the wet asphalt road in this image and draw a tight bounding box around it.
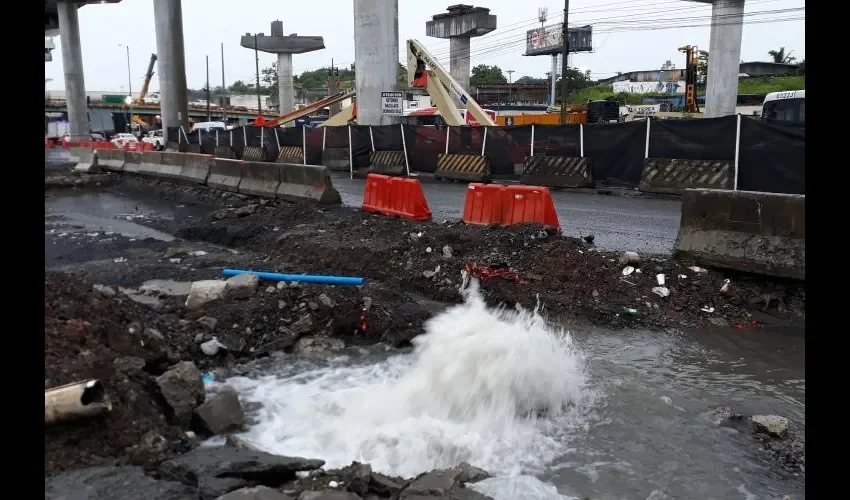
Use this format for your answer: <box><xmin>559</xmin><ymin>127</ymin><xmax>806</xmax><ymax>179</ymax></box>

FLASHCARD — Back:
<box><xmin>329</xmin><ymin>173</ymin><xmax>683</xmax><ymax>255</ymax></box>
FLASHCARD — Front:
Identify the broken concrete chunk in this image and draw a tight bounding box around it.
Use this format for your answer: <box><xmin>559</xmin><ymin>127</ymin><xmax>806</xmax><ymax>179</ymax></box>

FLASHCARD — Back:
<box><xmin>194</xmin><ymin>387</ymin><xmax>245</xmax><ymax>435</ymax></box>
<box><xmin>225</xmin><ymin>273</ymin><xmax>260</xmax><ymax>300</ymax></box>
<box><xmin>185</xmin><ymin>280</ymin><xmax>227</xmax><ymax>310</ymax></box>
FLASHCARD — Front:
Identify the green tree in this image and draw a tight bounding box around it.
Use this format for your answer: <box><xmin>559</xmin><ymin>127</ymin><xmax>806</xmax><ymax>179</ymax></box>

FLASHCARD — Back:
<box><xmin>228</xmin><ymin>80</ymin><xmax>252</xmax><ymax>93</ymax></box>
<box><xmin>397</xmin><ymin>63</ymin><xmax>408</xmax><ymax>87</ymax></box>
<box><xmin>697</xmin><ymin>50</ymin><xmax>709</xmax><ymax>85</ymax></box>
<box><xmin>470</xmin><ymin>64</ymin><xmax>507</xmax><ymax>86</ymax></box>
<box><xmin>768</xmin><ymin>47</ymin><xmax>796</xmax><ymax>64</ymax></box>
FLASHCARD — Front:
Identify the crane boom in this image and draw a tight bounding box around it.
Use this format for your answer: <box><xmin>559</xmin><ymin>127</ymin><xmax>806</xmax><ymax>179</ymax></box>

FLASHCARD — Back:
<box><xmin>136</xmin><ymin>53</ymin><xmax>158</xmax><ymax>104</ymax></box>
<box><xmin>253</xmin><ymin>88</ymin><xmax>357</xmax><ymax>128</ymax></box>
<box><xmin>406</xmin><ymin>39</ymin><xmax>496</xmax><ymax>127</ymax></box>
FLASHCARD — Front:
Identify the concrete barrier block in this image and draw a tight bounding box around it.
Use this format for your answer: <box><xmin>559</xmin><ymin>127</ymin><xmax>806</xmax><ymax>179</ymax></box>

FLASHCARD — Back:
<box><xmin>135</xmin><ymin>151</ymin><xmax>166</xmax><ymax>177</ymax></box>
<box><xmin>238</xmin><ymin>161</ymin><xmax>282</xmax><ymax>198</ymax></box>
<box><xmin>123</xmin><ymin>151</ymin><xmax>144</xmax><ymax>173</ymax></box>
<box><xmin>94</xmin><ymin>149</ymin><xmax>126</xmax><ymax>171</ymax></box>
<box><xmin>176</xmin><ymin>154</ymin><xmax>212</xmax><ymax>185</ymax></box>
<box><xmin>321</xmin><ymin>148</ymin><xmax>351</xmax><ymax>172</ymax></box>
<box><xmin>276</xmin><ymin>163</ymin><xmax>342</xmax><ymax>205</ymax></box>
<box><xmin>207</xmin><ymin>158</ymin><xmax>244</xmax><ymax>192</ymax></box>
<box><xmin>157</xmin><ymin>152</ymin><xmax>187</xmax><ymax>179</ymax></box>
<box><xmin>673</xmin><ymin>189</ymin><xmax>805</xmax><ymax>280</ymax></box>
<box><xmin>68</xmin><ymin>147</ymin><xmax>93</xmax><ymax>164</ymax></box>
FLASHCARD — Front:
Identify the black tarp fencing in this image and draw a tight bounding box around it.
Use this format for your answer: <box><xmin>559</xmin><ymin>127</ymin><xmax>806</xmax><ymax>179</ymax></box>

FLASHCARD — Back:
<box><xmin>583</xmin><ymin>120</ymin><xmax>648</xmax><ymax>186</ymax></box>
<box><xmin>737</xmin><ymin>118</ymin><xmax>805</xmax><ymax>194</ymax></box>
<box><xmin>159</xmin><ymin>119</ymin><xmax>803</xmax><ymax>194</ymax></box>
<box><xmin>648</xmin><ymin>114</ymin><xmax>737</xmax><ymax>160</ymax></box>
<box><xmin>532</xmin><ymin>125</ymin><xmax>581</xmax><ymax>157</ymax></box>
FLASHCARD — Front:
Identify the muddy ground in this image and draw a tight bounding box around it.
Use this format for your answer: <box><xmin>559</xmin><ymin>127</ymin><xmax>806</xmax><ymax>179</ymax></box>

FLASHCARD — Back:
<box><xmin>44</xmin><ymin>173</ymin><xmax>805</xmax><ymax>483</ymax></box>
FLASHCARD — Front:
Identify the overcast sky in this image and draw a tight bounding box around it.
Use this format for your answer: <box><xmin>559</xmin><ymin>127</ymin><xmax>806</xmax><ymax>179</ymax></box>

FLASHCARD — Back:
<box><xmin>44</xmin><ymin>0</ymin><xmax>805</xmax><ymax>92</ymax></box>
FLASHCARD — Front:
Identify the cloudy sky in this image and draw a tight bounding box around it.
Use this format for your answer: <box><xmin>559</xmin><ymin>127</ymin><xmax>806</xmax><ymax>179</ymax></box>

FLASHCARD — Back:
<box><xmin>45</xmin><ymin>0</ymin><xmax>805</xmax><ymax>92</ymax></box>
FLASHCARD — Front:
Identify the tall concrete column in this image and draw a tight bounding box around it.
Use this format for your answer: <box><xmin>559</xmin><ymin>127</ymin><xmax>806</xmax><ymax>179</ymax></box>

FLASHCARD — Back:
<box><xmin>153</xmin><ymin>0</ymin><xmax>190</xmax><ymax>134</ymax></box>
<box><xmin>353</xmin><ymin>0</ymin><xmax>400</xmax><ymax>126</ymax></box>
<box><xmin>57</xmin><ymin>2</ymin><xmax>89</xmax><ymax>141</ymax></box>
<box><xmin>277</xmin><ymin>53</ymin><xmax>294</xmax><ymax>126</ymax></box>
<box><xmin>705</xmin><ymin>0</ymin><xmax>744</xmax><ymax>118</ymax></box>
<box><xmin>449</xmin><ymin>37</ymin><xmax>471</xmax><ymax>93</ymax></box>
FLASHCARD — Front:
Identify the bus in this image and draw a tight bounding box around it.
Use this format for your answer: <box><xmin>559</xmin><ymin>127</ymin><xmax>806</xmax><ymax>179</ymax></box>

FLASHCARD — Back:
<box><xmin>761</xmin><ymin>90</ymin><xmax>804</xmax><ymax>126</ymax></box>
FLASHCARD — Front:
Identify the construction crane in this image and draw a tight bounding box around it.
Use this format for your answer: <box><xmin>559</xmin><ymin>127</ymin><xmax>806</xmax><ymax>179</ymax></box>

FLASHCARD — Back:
<box><xmin>407</xmin><ymin>39</ymin><xmax>496</xmax><ymax>127</ymax></box>
<box><xmin>678</xmin><ymin>45</ymin><xmax>700</xmax><ymax>114</ymax></box>
<box><xmin>252</xmin><ymin>88</ymin><xmax>357</xmax><ymax>128</ymax></box>
<box><xmin>133</xmin><ymin>53</ymin><xmax>158</xmax><ymax>105</ymax></box>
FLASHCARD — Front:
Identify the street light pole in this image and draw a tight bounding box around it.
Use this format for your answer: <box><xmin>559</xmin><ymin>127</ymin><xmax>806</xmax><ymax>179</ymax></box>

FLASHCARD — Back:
<box><xmin>559</xmin><ymin>0</ymin><xmax>570</xmax><ymax>125</ymax></box>
<box><xmin>120</xmin><ymin>44</ymin><xmax>133</xmax><ymax>134</ymax></box>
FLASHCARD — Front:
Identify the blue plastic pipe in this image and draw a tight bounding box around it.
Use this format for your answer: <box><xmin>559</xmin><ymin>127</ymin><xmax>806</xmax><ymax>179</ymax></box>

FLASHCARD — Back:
<box><xmin>222</xmin><ymin>268</ymin><xmax>365</xmax><ymax>286</ymax></box>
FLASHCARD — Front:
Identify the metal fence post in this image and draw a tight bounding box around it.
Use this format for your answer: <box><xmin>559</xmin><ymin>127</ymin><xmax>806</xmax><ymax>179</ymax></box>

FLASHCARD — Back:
<box><xmin>445</xmin><ymin>126</ymin><xmax>450</xmax><ymax>155</ymax></box>
<box><xmin>579</xmin><ymin>124</ymin><xmax>584</xmax><ymax>157</ymax></box>
<box><xmin>480</xmin><ymin>126</ymin><xmax>488</xmax><ymax>156</ymax></box>
<box><xmin>644</xmin><ymin>118</ymin><xmax>651</xmax><ymax>159</ymax></box>
<box><xmin>347</xmin><ymin>124</ymin><xmax>354</xmax><ymax>179</ymax></box>
<box><xmin>530</xmin><ymin>124</ymin><xmax>535</xmax><ymax>157</ymax></box>
<box><xmin>400</xmin><ymin>123</ymin><xmax>410</xmax><ymax>176</ymax></box>
<box><xmin>734</xmin><ymin>114</ymin><xmax>742</xmax><ymax>190</ymax></box>
<box><xmin>369</xmin><ymin>125</ymin><xmax>375</xmax><ymax>152</ymax></box>
<box><xmin>302</xmin><ymin>126</ymin><xmax>307</xmax><ymax>165</ymax></box>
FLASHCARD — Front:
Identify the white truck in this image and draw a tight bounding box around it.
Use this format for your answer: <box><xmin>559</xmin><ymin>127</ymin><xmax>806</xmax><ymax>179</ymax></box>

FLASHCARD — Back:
<box><xmin>141</xmin><ymin>130</ymin><xmax>165</xmax><ymax>150</ymax></box>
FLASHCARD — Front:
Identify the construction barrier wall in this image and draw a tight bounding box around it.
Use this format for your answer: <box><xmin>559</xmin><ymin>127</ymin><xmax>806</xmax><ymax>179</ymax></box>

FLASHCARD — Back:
<box><xmin>164</xmin><ymin>119</ymin><xmax>804</xmax><ymax>195</ymax></box>
<box><xmin>673</xmin><ymin>188</ymin><xmax>805</xmax><ymax>280</ymax></box>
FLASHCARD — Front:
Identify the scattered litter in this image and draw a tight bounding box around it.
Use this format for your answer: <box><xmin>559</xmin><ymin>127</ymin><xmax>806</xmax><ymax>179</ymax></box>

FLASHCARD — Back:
<box><xmin>719</xmin><ymin>279</ymin><xmax>733</xmax><ymax>297</ymax></box>
<box><xmin>656</xmin><ymin>274</ymin><xmax>666</xmax><ymax>286</ymax></box>
<box><xmin>422</xmin><ymin>265</ymin><xmax>441</xmax><ymax>279</ymax></box>
<box><xmin>577</xmin><ymin>250</ymin><xmax>583</xmax><ymax>254</ymax></box>
<box><xmin>652</xmin><ymin>286</ymin><xmax>670</xmax><ymax>298</ymax></box>
<box><xmin>619</xmin><ymin>251</ymin><xmax>640</xmax><ymax>265</ymax></box>
<box><xmin>201</xmin><ymin>373</ymin><xmax>215</xmax><ymax>384</ymax></box>
<box><xmin>113</xmin><ymin>257</ymin><xmax>126</xmax><ymax>263</ymax></box>
<box><xmin>620</xmin><ymin>278</ymin><xmax>636</xmax><ymax>286</ymax></box>
<box><xmin>688</xmin><ymin>266</ymin><xmax>708</xmax><ymax>274</ymax></box>
<box><xmin>442</xmin><ymin>245</ymin><xmax>453</xmax><ymax>258</ymax></box>
<box><xmin>700</xmin><ymin>306</ymin><xmax>715</xmax><ymax>313</ymax></box>
<box><xmin>678</xmin><ymin>274</ymin><xmax>687</xmax><ymax>279</ymax></box>
<box><xmin>635</xmin><ymin>268</ymin><xmax>642</xmax><ymax>274</ymax></box>
<box><xmin>622</xmin><ymin>266</ymin><xmax>635</xmax><ymax>276</ymax></box>
<box><xmin>425</xmin><ymin>247</ymin><xmax>433</xmax><ymax>253</ymax></box>
<box><xmin>623</xmin><ymin>307</ymin><xmax>639</xmax><ymax>315</ymax></box>
<box><xmin>85</xmin><ymin>232</ymin><xmax>100</xmax><ymax>238</ymax></box>
<box><xmin>190</xmin><ymin>250</ymin><xmax>208</xmax><ymax>257</ymax></box>
<box><xmin>169</xmin><ymin>258</ymin><xmax>182</xmax><ymax>264</ymax></box>
<box><xmin>660</xmin><ymin>396</ymin><xmax>672</xmax><ymax>405</ymax></box>
<box><xmin>328</xmin><ymin>481</ymin><xmax>339</xmax><ymax>489</ymax></box>
<box><xmin>464</xmin><ymin>263</ymin><xmax>525</xmax><ymax>284</ymax></box>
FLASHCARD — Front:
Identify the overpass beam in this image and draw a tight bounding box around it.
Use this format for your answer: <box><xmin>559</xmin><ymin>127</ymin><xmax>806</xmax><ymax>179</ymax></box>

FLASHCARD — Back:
<box><xmin>705</xmin><ymin>0</ymin><xmax>744</xmax><ymax>118</ymax></box>
<box><xmin>57</xmin><ymin>2</ymin><xmax>89</xmax><ymax>141</ymax></box>
<box><xmin>353</xmin><ymin>0</ymin><xmax>400</xmax><ymax>126</ymax></box>
<box><xmin>153</xmin><ymin>0</ymin><xmax>190</xmax><ymax>136</ymax></box>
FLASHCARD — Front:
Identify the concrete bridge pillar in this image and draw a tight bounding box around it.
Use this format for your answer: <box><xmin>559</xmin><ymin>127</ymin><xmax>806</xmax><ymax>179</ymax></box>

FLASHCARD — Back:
<box><xmin>57</xmin><ymin>2</ymin><xmax>89</xmax><ymax>141</ymax></box>
<box><xmin>705</xmin><ymin>0</ymin><xmax>744</xmax><ymax>118</ymax></box>
<box><xmin>426</xmin><ymin>5</ymin><xmax>498</xmax><ymax>95</ymax></box>
<box><xmin>153</xmin><ymin>0</ymin><xmax>190</xmax><ymax>134</ymax></box>
<box><xmin>353</xmin><ymin>0</ymin><xmax>400</xmax><ymax>126</ymax></box>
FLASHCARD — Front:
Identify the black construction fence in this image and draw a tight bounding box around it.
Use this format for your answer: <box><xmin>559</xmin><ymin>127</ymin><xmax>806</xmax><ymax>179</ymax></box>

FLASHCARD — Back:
<box><xmin>166</xmin><ymin>116</ymin><xmax>805</xmax><ymax>195</ymax></box>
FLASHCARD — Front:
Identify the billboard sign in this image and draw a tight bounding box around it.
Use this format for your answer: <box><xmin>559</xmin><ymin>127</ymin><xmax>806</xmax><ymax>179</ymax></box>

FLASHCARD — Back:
<box><xmin>525</xmin><ymin>25</ymin><xmax>593</xmax><ymax>56</ymax></box>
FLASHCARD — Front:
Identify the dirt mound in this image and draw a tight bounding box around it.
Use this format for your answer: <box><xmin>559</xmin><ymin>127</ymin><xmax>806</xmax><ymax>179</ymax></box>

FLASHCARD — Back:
<box><xmin>45</xmin><ymin>272</ymin><xmax>184</xmax><ymax>474</ymax></box>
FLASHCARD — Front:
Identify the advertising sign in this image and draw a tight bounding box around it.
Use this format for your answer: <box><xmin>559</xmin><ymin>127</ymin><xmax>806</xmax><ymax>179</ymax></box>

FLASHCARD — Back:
<box><xmin>525</xmin><ymin>25</ymin><xmax>593</xmax><ymax>56</ymax></box>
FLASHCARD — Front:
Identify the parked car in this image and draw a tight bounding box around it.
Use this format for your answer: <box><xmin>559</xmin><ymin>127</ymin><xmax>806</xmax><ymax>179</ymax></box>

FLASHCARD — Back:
<box><xmin>141</xmin><ymin>130</ymin><xmax>165</xmax><ymax>150</ymax></box>
<box><xmin>111</xmin><ymin>133</ymin><xmax>138</xmax><ymax>149</ymax></box>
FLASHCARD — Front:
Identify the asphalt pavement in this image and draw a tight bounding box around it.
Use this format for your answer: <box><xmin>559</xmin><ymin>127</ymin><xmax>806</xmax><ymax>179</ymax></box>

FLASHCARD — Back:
<box><xmin>330</xmin><ymin>173</ymin><xmax>683</xmax><ymax>255</ymax></box>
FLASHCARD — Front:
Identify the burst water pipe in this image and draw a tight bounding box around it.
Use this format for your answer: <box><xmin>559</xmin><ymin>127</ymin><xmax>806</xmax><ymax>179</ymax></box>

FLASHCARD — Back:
<box><xmin>45</xmin><ymin>379</ymin><xmax>113</xmax><ymax>425</ymax></box>
<box><xmin>222</xmin><ymin>269</ymin><xmax>365</xmax><ymax>286</ymax></box>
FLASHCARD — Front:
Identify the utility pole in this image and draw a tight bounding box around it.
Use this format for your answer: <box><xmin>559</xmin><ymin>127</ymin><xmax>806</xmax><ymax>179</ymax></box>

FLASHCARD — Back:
<box><xmin>506</xmin><ymin>70</ymin><xmax>514</xmax><ymax>104</ymax></box>
<box><xmin>254</xmin><ymin>34</ymin><xmax>262</xmax><ymax>113</ymax></box>
<box><xmin>120</xmin><ymin>44</ymin><xmax>133</xmax><ymax>134</ymax></box>
<box><xmin>328</xmin><ymin>58</ymin><xmax>340</xmax><ymax>116</ymax></box>
<box><xmin>221</xmin><ymin>42</ymin><xmax>227</xmax><ymax>122</ymax></box>
<box><xmin>559</xmin><ymin>0</ymin><xmax>570</xmax><ymax>125</ymax></box>
<box><xmin>205</xmin><ymin>55</ymin><xmax>211</xmax><ymax>122</ymax></box>
<box><xmin>506</xmin><ymin>69</ymin><xmax>514</xmax><ymax>83</ymax></box>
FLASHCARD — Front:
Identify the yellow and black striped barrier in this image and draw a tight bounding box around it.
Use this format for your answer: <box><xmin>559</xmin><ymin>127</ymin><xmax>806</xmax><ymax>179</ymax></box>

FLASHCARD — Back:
<box><xmin>435</xmin><ymin>153</ymin><xmax>490</xmax><ymax>182</ymax></box>
<box><xmin>241</xmin><ymin>146</ymin><xmax>264</xmax><ymax>162</ymax></box>
<box><xmin>276</xmin><ymin>146</ymin><xmax>304</xmax><ymax>164</ymax></box>
<box><xmin>369</xmin><ymin>150</ymin><xmax>406</xmax><ymax>175</ymax></box>
<box><xmin>640</xmin><ymin>158</ymin><xmax>733</xmax><ymax>195</ymax></box>
<box><xmin>521</xmin><ymin>155</ymin><xmax>594</xmax><ymax>189</ymax></box>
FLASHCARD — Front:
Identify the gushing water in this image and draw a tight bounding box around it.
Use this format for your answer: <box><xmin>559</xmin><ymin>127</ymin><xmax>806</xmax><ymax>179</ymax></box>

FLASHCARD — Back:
<box><xmin>223</xmin><ymin>281</ymin><xmax>594</xmax><ymax>479</ymax></box>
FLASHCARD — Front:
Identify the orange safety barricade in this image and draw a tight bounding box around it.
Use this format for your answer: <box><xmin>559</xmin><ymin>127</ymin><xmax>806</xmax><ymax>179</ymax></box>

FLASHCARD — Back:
<box><xmin>462</xmin><ymin>183</ymin><xmax>505</xmax><ymax>226</ymax></box>
<box><xmin>125</xmin><ymin>141</ymin><xmax>139</xmax><ymax>152</ymax></box>
<box><xmin>461</xmin><ymin>183</ymin><xmax>561</xmax><ymax>231</ymax></box>
<box><xmin>361</xmin><ymin>173</ymin><xmax>432</xmax><ymax>222</ymax></box>
<box><xmin>501</xmin><ymin>185</ymin><xmax>560</xmax><ymax>231</ymax></box>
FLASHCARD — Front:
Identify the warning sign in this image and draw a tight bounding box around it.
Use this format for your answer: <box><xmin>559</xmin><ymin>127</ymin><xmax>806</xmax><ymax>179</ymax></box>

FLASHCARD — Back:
<box><xmin>381</xmin><ymin>91</ymin><xmax>404</xmax><ymax>116</ymax></box>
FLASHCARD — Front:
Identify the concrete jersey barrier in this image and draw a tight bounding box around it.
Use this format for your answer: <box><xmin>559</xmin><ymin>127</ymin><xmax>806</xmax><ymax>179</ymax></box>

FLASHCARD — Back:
<box><xmin>207</xmin><ymin>158</ymin><xmax>244</xmax><ymax>192</ymax></box>
<box><xmin>277</xmin><ymin>163</ymin><xmax>342</xmax><ymax>205</ymax></box>
<box><xmin>157</xmin><ymin>152</ymin><xmax>187</xmax><ymax>179</ymax></box>
<box><xmin>238</xmin><ymin>161</ymin><xmax>282</xmax><ymax>198</ymax></box>
<box><xmin>94</xmin><ymin>149</ymin><xmax>125</xmax><ymax>172</ymax></box>
<box><xmin>177</xmin><ymin>153</ymin><xmax>212</xmax><ymax>184</ymax></box>
<box><xmin>673</xmin><ymin>188</ymin><xmax>805</xmax><ymax>280</ymax></box>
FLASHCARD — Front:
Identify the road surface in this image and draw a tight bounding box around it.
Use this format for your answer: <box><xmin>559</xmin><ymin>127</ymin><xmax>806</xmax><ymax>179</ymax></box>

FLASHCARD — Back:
<box><xmin>330</xmin><ymin>173</ymin><xmax>682</xmax><ymax>255</ymax></box>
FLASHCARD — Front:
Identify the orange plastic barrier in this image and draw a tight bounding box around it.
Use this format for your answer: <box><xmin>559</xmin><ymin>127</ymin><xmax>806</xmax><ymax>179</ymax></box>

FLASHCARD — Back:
<box><xmin>462</xmin><ymin>184</ymin><xmax>504</xmax><ymax>226</ymax></box>
<box><xmin>361</xmin><ymin>174</ymin><xmax>432</xmax><ymax>222</ymax></box>
<box><xmin>462</xmin><ymin>183</ymin><xmax>561</xmax><ymax>231</ymax></box>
